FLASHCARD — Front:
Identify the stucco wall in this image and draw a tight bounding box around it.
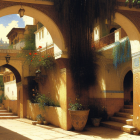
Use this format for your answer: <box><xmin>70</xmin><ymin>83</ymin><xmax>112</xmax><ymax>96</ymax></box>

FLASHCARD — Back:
<box><xmin>89</xmin><ymin>56</ymin><xmax>132</xmax><ymax>116</ymax></box>
<box><xmin>27</xmin><ymin>100</ymin><xmax>63</xmax><ymax>128</ymax></box>
<box><xmin>3</xmin><ymin>100</ymin><xmax>17</xmax><ymax>115</ymax></box>
<box><xmin>4</xmin><ymin>80</ymin><xmax>17</xmax><ymax>100</ymax></box>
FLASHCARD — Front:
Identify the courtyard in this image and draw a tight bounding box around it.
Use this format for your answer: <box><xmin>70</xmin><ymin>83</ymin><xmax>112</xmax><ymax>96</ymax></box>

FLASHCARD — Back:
<box><xmin>0</xmin><ymin>119</ymin><xmax>139</xmax><ymax>140</ymax></box>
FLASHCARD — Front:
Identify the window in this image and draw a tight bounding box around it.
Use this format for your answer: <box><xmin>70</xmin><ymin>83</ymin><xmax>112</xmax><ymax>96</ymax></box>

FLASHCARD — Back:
<box><xmin>94</xmin><ymin>26</ymin><xmax>100</xmax><ymax>41</ymax></box>
<box><xmin>115</xmin><ymin>31</ymin><xmax>119</xmax><ymax>42</ymax></box>
<box><xmin>39</xmin><ymin>32</ymin><xmax>41</xmax><ymax>40</ymax></box>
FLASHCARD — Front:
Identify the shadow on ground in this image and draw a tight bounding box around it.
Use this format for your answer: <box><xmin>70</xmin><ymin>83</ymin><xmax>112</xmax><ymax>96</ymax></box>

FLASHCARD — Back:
<box><xmin>0</xmin><ymin>126</ymin><xmax>31</xmax><ymax>140</ymax></box>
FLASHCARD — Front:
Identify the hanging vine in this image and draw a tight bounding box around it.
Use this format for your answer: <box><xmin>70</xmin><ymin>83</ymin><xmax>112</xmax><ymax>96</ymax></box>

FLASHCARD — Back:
<box><xmin>54</xmin><ymin>0</ymin><xmax>117</xmax><ymax>94</ymax></box>
<box><xmin>113</xmin><ymin>37</ymin><xmax>131</xmax><ymax>68</ymax></box>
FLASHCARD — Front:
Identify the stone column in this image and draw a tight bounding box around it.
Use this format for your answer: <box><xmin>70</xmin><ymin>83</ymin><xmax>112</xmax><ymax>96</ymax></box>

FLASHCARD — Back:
<box><xmin>132</xmin><ymin>51</ymin><xmax>140</xmax><ymax>130</ymax></box>
<box><xmin>17</xmin><ymin>82</ymin><xmax>28</xmax><ymax>118</ymax></box>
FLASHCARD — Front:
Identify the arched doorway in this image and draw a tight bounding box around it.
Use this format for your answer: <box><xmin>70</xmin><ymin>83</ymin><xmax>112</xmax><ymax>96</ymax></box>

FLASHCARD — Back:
<box><xmin>0</xmin><ymin>5</ymin><xmax>65</xmax><ymax>52</ymax></box>
<box><xmin>1</xmin><ymin>64</ymin><xmax>22</xmax><ymax>117</ymax></box>
<box><xmin>123</xmin><ymin>70</ymin><xmax>133</xmax><ymax>105</ymax></box>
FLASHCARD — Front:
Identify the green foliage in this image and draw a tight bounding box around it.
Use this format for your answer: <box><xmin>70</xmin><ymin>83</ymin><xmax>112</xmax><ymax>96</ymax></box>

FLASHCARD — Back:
<box><xmin>36</xmin><ymin>114</ymin><xmax>44</xmax><ymax>121</ymax></box>
<box><xmin>0</xmin><ymin>93</ymin><xmax>4</xmax><ymax>103</ymax></box>
<box><xmin>0</xmin><ymin>76</ymin><xmax>4</xmax><ymax>91</ymax></box>
<box><xmin>69</xmin><ymin>102</ymin><xmax>84</xmax><ymax>111</ymax></box>
<box><xmin>112</xmin><ymin>37</ymin><xmax>131</xmax><ymax>68</ymax></box>
<box><xmin>17</xmin><ymin>51</ymin><xmax>56</xmax><ymax>70</ymax></box>
<box><xmin>8</xmin><ymin>45</ymin><xmax>13</xmax><ymax>49</ymax></box>
<box><xmin>35</xmin><ymin>93</ymin><xmax>60</xmax><ymax>110</ymax></box>
<box><xmin>125</xmin><ymin>0</ymin><xmax>140</xmax><ymax>7</ymax></box>
<box><xmin>23</xmin><ymin>27</ymin><xmax>37</xmax><ymax>50</ymax></box>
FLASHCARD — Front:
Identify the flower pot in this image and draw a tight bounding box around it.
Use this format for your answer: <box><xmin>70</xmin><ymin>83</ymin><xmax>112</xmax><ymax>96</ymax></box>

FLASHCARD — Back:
<box><xmin>37</xmin><ymin>120</ymin><xmax>43</xmax><ymax>124</ymax></box>
<box><xmin>69</xmin><ymin>109</ymin><xmax>90</xmax><ymax>131</ymax></box>
<box><xmin>91</xmin><ymin>118</ymin><xmax>102</xmax><ymax>127</ymax></box>
<box><xmin>43</xmin><ymin>121</ymin><xmax>48</xmax><ymax>125</ymax></box>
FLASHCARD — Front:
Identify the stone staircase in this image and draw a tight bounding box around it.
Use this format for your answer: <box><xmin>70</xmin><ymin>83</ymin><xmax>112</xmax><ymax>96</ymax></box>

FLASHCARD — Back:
<box><xmin>101</xmin><ymin>105</ymin><xmax>139</xmax><ymax>134</ymax></box>
<box><xmin>0</xmin><ymin>107</ymin><xmax>19</xmax><ymax>119</ymax></box>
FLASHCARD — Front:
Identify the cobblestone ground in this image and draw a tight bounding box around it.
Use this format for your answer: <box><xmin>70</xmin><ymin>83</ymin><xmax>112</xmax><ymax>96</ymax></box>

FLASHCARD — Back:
<box><xmin>0</xmin><ymin>119</ymin><xmax>139</xmax><ymax>140</ymax></box>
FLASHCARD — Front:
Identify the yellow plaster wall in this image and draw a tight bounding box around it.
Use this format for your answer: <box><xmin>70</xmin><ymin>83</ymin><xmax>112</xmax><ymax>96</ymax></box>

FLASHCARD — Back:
<box><xmin>27</xmin><ymin>101</ymin><xmax>62</xmax><ymax>128</ymax></box>
<box><xmin>3</xmin><ymin>100</ymin><xmax>17</xmax><ymax>115</ymax></box>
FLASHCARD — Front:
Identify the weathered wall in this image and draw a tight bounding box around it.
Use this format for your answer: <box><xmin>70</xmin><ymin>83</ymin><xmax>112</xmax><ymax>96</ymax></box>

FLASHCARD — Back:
<box><xmin>27</xmin><ymin>101</ymin><xmax>62</xmax><ymax>128</ymax></box>
<box><xmin>3</xmin><ymin>100</ymin><xmax>17</xmax><ymax>115</ymax></box>
<box><xmin>89</xmin><ymin>55</ymin><xmax>132</xmax><ymax>116</ymax></box>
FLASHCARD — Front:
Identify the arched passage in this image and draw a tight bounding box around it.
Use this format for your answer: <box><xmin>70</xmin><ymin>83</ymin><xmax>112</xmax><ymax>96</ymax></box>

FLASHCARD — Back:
<box><xmin>123</xmin><ymin>70</ymin><xmax>133</xmax><ymax>105</ymax></box>
<box><xmin>0</xmin><ymin>5</ymin><xmax>65</xmax><ymax>52</ymax></box>
<box><xmin>2</xmin><ymin>64</ymin><xmax>21</xmax><ymax>83</ymax></box>
<box><xmin>114</xmin><ymin>12</ymin><xmax>140</xmax><ymax>54</ymax></box>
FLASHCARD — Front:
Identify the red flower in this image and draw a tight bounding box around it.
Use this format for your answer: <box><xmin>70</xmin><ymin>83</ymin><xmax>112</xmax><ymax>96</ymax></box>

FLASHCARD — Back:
<box><xmin>42</xmin><ymin>56</ymin><xmax>44</xmax><ymax>57</ymax></box>
<box><xmin>38</xmin><ymin>46</ymin><xmax>42</xmax><ymax>49</ymax></box>
<box><xmin>29</xmin><ymin>53</ymin><xmax>32</xmax><ymax>55</ymax></box>
<box><xmin>34</xmin><ymin>52</ymin><xmax>37</xmax><ymax>55</ymax></box>
<box><xmin>48</xmin><ymin>56</ymin><xmax>50</xmax><ymax>57</ymax></box>
<box><xmin>31</xmin><ymin>60</ymin><xmax>32</xmax><ymax>62</ymax></box>
<box><xmin>39</xmin><ymin>59</ymin><xmax>41</xmax><ymax>61</ymax></box>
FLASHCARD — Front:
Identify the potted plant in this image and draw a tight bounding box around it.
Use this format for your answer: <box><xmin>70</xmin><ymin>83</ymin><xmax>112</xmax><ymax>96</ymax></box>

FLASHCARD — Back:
<box><xmin>36</xmin><ymin>114</ymin><xmax>44</xmax><ymax>124</ymax></box>
<box><xmin>68</xmin><ymin>100</ymin><xmax>90</xmax><ymax>131</ymax></box>
<box><xmin>89</xmin><ymin>104</ymin><xmax>108</xmax><ymax>127</ymax></box>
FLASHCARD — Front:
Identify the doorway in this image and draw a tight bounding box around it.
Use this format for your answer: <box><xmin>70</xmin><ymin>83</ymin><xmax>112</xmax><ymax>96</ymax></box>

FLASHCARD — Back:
<box><xmin>123</xmin><ymin>70</ymin><xmax>133</xmax><ymax>105</ymax></box>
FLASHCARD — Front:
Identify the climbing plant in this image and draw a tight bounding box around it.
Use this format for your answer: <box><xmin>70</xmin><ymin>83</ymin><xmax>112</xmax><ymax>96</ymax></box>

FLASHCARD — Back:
<box><xmin>23</xmin><ymin>26</ymin><xmax>37</xmax><ymax>50</ymax></box>
<box><xmin>54</xmin><ymin>0</ymin><xmax>118</xmax><ymax>95</ymax></box>
<box><xmin>113</xmin><ymin>37</ymin><xmax>131</xmax><ymax>68</ymax></box>
<box><xmin>125</xmin><ymin>0</ymin><xmax>140</xmax><ymax>8</ymax></box>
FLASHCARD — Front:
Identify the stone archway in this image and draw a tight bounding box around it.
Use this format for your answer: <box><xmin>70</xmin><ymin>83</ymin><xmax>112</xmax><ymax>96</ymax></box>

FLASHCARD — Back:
<box><xmin>114</xmin><ymin>12</ymin><xmax>140</xmax><ymax>54</ymax></box>
<box><xmin>114</xmin><ymin>12</ymin><xmax>140</xmax><ymax>130</ymax></box>
<box><xmin>0</xmin><ymin>5</ymin><xmax>66</xmax><ymax>52</ymax></box>
<box><xmin>2</xmin><ymin>64</ymin><xmax>21</xmax><ymax>83</ymax></box>
<box><xmin>1</xmin><ymin>64</ymin><xmax>23</xmax><ymax>117</ymax></box>
<box><xmin>123</xmin><ymin>70</ymin><xmax>133</xmax><ymax>105</ymax></box>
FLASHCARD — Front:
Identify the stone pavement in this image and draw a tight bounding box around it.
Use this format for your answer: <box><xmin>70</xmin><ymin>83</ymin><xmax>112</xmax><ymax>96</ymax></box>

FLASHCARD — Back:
<box><xmin>0</xmin><ymin>119</ymin><xmax>139</xmax><ymax>140</ymax></box>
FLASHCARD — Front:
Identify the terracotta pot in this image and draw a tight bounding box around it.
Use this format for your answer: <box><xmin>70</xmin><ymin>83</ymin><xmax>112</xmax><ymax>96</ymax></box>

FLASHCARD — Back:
<box><xmin>69</xmin><ymin>109</ymin><xmax>90</xmax><ymax>131</ymax></box>
<box><xmin>91</xmin><ymin>118</ymin><xmax>102</xmax><ymax>127</ymax></box>
<box><xmin>37</xmin><ymin>120</ymin><xmax>43</xmax><ymax>124</ymax></box>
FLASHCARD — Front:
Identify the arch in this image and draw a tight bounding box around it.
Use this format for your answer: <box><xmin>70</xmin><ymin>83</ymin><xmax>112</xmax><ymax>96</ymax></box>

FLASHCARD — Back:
<box><xmin>110</xmin><ymin>27</ymin><xmax>117</xmax><ymax>33</ymax></box>
<box><xmin>2</xmin><ymin>64</ymin><xmax>21</xmax><ymax>83</ymax></box>
<box><xmin>114</xmin><ymin>12</ymin><xmax>140</xmax><ymax>54</ymax></box>
<box><xmin>120</xmin><ymin>66</ymin><xmax>132</xmax><ymax>91</ymax></box>
<box><xmin>0</xmin><ymin>5</ymin><xmax>65</xmax><ymax>51</ymax></box>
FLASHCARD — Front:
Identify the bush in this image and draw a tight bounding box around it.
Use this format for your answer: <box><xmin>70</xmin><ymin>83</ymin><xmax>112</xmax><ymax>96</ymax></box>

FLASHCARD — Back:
<box><xmin>35</xmin><ymin>93</ymin><xmax>60</xmax><ymax>110</ymax></box>
<box><xmin>0</xmin><ymin>93</ymin><xmax>5</xmax><ymax>103</ymax></box>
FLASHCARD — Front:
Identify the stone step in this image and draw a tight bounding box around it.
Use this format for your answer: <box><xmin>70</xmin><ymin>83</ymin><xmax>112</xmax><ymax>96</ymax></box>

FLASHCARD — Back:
<box><xmin>110</xmin><ymin>117</ymin><xmax>133</xmax><ymax>125</ymax></box>
<box><xmin>101</xmin><ymin>121</ymin><xmax>124</xmax><ymax>131</ymax></box>
<box><xmin>0</xmin><ymin>116</ymin><xmax>19</xmax><ymax>119</ymax></box>
<box><xmin>0</xmin><ymin>112</ymin><xmax>15</xmax><ymax>116</ymax></box>
<box><xmin>124</xmin><ymin>105</ymin><xmax>133</xmax><ymax>109</ymax></box>
<box><xmin>0</xmin><ymin>110</ymin><xmax>9</xmax><ymax>113</ymax></box>
<box><xmin>115</xmin><ymin>112</ymin><xmax>133</xmax><ymax>119</ymax></box>
<box><xmin>101</xmin><ymin>121</ymin><xmax>136</xmax><ymax>134</ymax></box>
<box><xmin>120</xmin><ymin>108</ymin><xmax>133</xmax><ymax>114</ymax></box>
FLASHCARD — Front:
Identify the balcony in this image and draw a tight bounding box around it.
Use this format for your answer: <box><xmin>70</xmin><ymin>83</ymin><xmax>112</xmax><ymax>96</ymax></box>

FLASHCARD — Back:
<box><xmin>92</xmin><ymin>28</ymin><xmax>127</xmax><ymax>50</ymax></box>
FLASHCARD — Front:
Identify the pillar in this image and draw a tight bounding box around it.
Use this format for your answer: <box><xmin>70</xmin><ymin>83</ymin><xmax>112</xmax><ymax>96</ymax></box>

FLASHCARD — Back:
<box><xmin>132</xmin><ymin>51</ymin><xmax>140</xmax><ymax>130</ymax></box>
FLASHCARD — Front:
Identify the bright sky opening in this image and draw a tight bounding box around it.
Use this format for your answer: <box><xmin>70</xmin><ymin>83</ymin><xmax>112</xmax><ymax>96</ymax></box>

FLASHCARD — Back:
<box><xmin>0</xmin><ymin>14</ymin><xmax>33</xmax><ymax>43</ymax></box>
